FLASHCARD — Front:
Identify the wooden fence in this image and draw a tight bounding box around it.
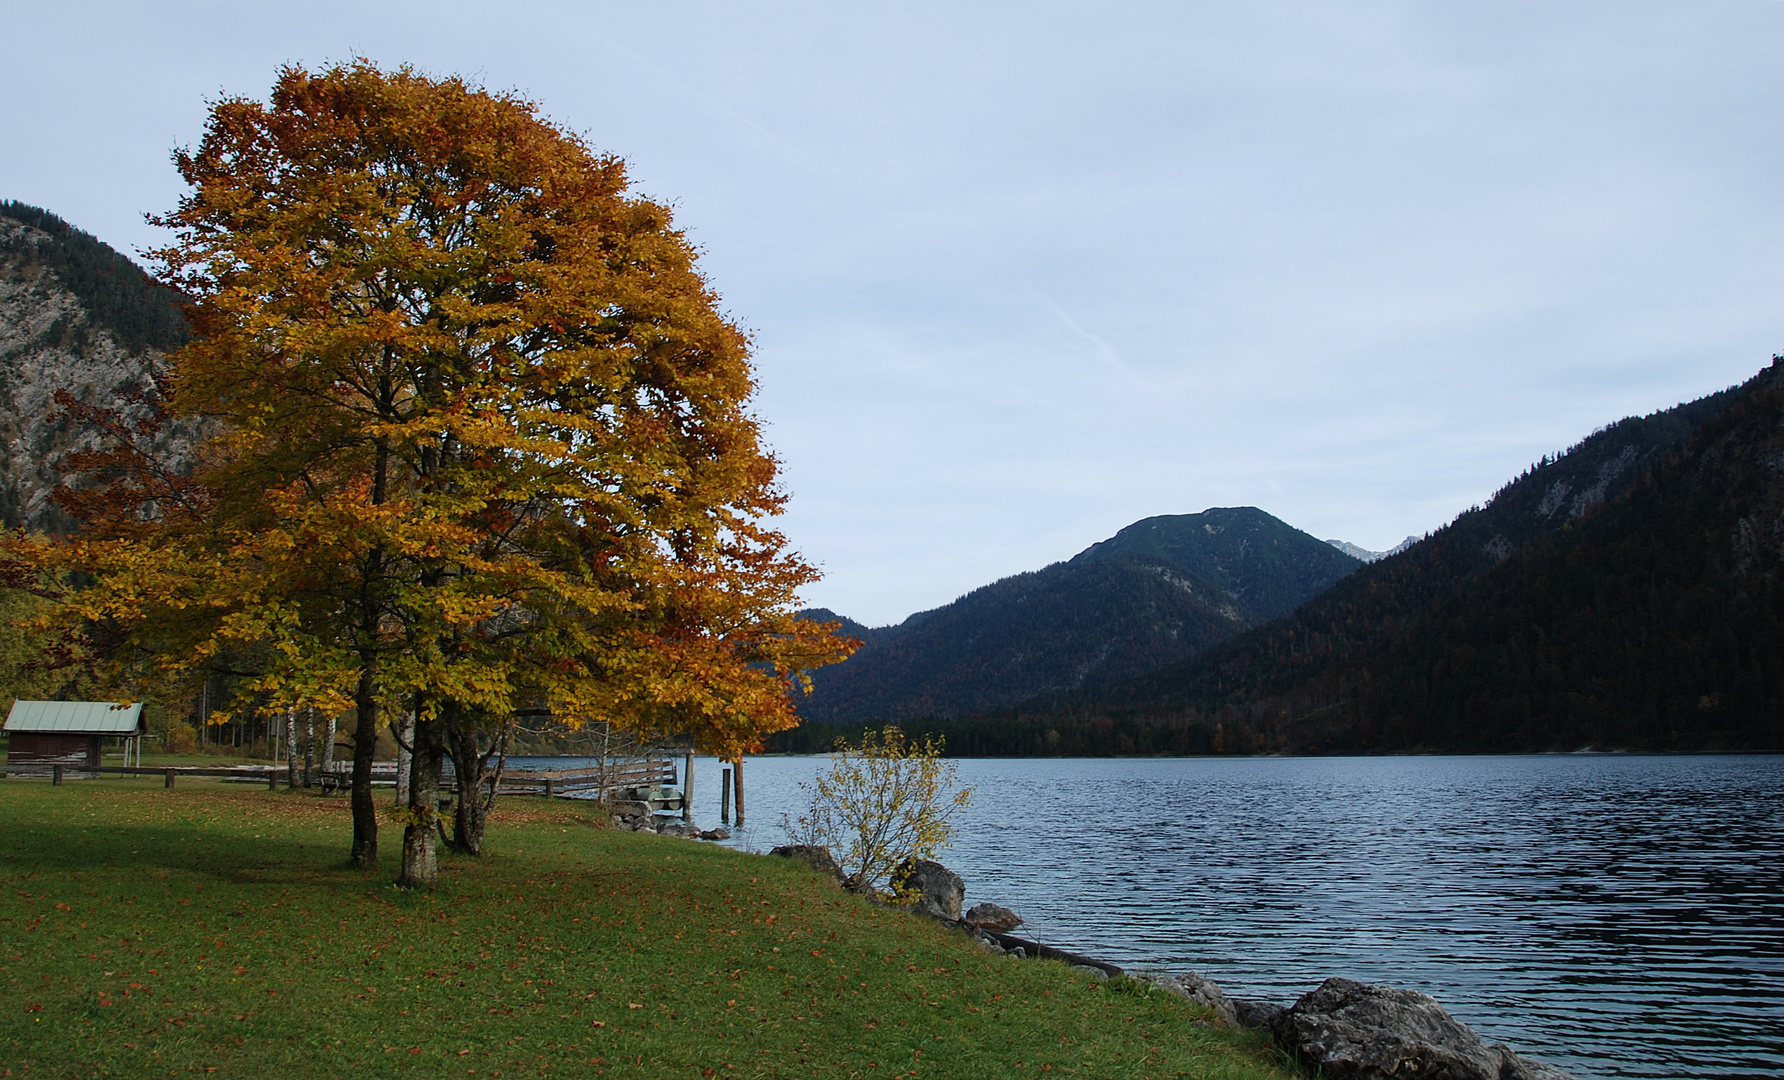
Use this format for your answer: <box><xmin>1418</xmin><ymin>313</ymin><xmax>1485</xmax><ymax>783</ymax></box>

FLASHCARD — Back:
<box><xmin>3</xmin><ymin>757</ymin><xmax>682</xmax><ymax>803</ymax></box>
<box><xmin>2</xmin><ymin>764</ymin><xmax>284</xmax><ymax>788</ymax></box>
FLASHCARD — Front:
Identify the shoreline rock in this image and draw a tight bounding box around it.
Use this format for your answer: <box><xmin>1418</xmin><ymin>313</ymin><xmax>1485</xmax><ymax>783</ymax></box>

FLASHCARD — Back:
<box><xmin>1268</xmin><ymin>977</ymin><xmax>1576</xmax><ymax>1080</ymax></box>
<box><xmin>891</xmin><ymin>858</ymin><xmax>964</xmax><ymax>922</ymax></box>
<box><xmin>963</xmin><ymin>902</ymin><xmax>1023</xmax><ymax>933</ymax></box>
<box><xmin>1134</xmin><ymin>971</ymin><xmax>1240</xmax><ymax>1026</ymax></box>
<box><xmin>769</xmin><ymin>844</ymin><xmax>844</xmax><ymax>882</ymax></box>
<box><xmin>607</xmin><ymin>802</ymin><xmax>730</xmax><ymax>841</ymax></box>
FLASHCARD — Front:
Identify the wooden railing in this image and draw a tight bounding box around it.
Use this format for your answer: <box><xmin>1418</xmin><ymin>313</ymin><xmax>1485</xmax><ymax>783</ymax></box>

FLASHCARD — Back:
<box><xmin>494</xmin><ymin>760</ymin><xmax>678</xmax><ymax>799</ymax></box>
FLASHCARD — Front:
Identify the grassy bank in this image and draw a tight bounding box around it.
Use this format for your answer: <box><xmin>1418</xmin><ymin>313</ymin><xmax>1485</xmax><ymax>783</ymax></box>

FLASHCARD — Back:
<box><xmin>0</xmin><ymin>779</ymin><xmax>1298</xmax><ymax>1079</ymax></box>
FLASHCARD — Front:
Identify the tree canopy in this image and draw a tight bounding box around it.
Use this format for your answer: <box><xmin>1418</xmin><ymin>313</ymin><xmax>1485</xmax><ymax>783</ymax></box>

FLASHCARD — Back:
<box><xmin>12</xmin><ymin>62</ymin><xmax>852</xmax><ymax>879</ymax></box>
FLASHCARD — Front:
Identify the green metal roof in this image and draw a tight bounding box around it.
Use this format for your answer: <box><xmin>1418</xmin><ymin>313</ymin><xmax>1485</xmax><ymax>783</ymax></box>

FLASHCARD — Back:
<box><xmin>4</xmin><ymin>700</ymin><xmax>144</xmax><ymax>735</ymax></box>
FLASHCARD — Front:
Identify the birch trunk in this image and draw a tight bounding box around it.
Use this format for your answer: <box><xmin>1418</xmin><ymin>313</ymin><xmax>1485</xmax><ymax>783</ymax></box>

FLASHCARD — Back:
<box><xmin>302</xmin><ymin>708</ymin><xmax>315</xmax><ymax>788</ymax></box>
<box><xmin>398</xmin><ymin>701</ymin><xmax>444</xmax><ymax>887</ymax></box>
<box><xmin>284</xmin><ymin>708</ymin><xmax>298</xmax><ymax>788</ymax></box>
<box><xmin>394</xmin><ymin>711</ymin><xmax>415</xmax><ymax>805</ymax></box>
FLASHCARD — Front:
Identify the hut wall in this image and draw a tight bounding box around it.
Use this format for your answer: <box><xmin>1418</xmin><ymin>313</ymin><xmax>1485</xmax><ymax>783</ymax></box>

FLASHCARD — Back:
<box><xmin>5</xmin><ymin>732</ymin><xmax>100</xmax><ymax>767</ymax></box>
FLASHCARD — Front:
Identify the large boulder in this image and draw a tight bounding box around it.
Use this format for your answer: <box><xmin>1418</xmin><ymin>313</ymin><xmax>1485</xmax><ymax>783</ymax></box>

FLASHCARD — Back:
<box><xmin>890</xmin><ymin>858</ymin><xmax>964</xmax><ymax>921</ymax></box>
<box><xmin>769</xmin><ymin>844</ymin><xmax>843</xmax><ymax>883</ymax></box>
<box><xmin>963</xmin><ymin>902</ymin><xmax>1023</xmax><ymax>933</ymax></box>
<box><xmin>1277</xmin><ymin>978</ymin><xmax>1575</xmax><ymax>1080</ymax></box>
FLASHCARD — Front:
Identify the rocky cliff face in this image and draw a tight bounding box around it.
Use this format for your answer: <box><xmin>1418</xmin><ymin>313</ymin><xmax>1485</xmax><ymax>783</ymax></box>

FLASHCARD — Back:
<box><xmin>0</xmin><ymin>212</ymin><xmax>192</xmax><ymax>531</ymax></box>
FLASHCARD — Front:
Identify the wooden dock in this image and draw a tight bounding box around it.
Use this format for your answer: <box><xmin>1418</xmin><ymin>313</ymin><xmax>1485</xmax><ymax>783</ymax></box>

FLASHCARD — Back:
<box><xmin>490</xmin><ymin>759</ymin><xmax>678</xmax><ymax>802</ymax></box>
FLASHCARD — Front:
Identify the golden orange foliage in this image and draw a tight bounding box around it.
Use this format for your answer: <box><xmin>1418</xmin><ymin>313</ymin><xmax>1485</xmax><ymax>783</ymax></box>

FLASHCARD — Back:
<box><xmin>14</xmin><ymin>62</ymin><xmax>852</xmax><ymax>757</ymax></box>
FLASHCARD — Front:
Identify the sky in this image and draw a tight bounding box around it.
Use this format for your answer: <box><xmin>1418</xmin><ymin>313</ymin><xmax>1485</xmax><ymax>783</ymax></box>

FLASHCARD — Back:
<box><xmin>4</xmin><ymin>1</ymin><xmax>1783</xmax><ymax>626</ymax></box>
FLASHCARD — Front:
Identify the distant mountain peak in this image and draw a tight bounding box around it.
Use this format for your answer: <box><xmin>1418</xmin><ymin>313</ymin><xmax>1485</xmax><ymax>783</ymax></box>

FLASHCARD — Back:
<box><xmin>790</xmin><ymin>506</ymin><xmax>1362</xmax><ymax>726</ymax></box>
<box><xmin>1326</xmin><ymin>535</ymin><xmax>1421</xmax><ymax>563</ymax></box>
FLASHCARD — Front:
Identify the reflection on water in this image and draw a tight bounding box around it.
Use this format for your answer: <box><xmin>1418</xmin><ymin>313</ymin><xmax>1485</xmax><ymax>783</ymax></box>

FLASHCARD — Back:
<box><xmin>659</xmin><ymin>753</ymin><xmax>1782</xmax><ymax>1080</ymax></box>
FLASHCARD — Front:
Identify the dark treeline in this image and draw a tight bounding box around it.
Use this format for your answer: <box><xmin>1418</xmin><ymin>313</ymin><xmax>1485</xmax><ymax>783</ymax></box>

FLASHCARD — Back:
<box><xmin>766</xmin><ymin>705</ymin><xmax>1285</xmax><ymax>757</ymax></box>
<box><xmin>0</xmin><ymin>200</ymin><xmax>188</xmax><ymax>353</ymax></box>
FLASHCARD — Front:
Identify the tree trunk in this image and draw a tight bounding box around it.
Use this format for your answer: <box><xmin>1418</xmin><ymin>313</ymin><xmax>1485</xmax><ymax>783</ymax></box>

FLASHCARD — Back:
<box><xmin>349</xmin><ymin>667</ymin><xmax>380</xmax><ymax>868</ymax></box>
<box><xmin>322</xmin><ymin>711</ymin><xmax>337</xmax><ymax>771</ymax></box>
<box><xmin>284</xmin><ymin>707</ymin><xmax>298</xmax><ymax>788</ymax></box>
<box><xmin>302</xmin><ymin>708</ymin><xmax>315</xmax><ymax>788</ymax></box>
<box><xmin>444</xmin><ymin>707</ymin><xmax>503</xmax><ymax>856</ymax></box>
<box><xmin>398</xmin><ymin>699</ymin><xmax>444</xmax><ymax>887</ymax></box>
<box><xmin>394</xmin><ymin>710</ymin><xmax>415</xmax><ymax>805</ymax></box>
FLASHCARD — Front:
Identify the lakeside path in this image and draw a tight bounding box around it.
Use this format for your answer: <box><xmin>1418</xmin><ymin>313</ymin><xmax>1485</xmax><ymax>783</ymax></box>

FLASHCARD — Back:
<box><xmin>0</xmin><ymin>781</ymin><xmax>1297</xmax><ymax>1079</ymax></box>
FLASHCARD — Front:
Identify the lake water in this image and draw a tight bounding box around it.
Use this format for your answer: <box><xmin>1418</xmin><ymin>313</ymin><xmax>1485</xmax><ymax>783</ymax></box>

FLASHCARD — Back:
<box><xmin>535</xmin><ymin>753</ymin><xmax>1784</xmax><ymax>1080</ymax></box>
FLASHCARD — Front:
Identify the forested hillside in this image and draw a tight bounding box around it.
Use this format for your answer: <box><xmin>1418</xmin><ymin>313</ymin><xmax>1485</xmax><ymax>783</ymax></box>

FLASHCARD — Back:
<box><xmin>780</xmin><ymin>508</ymin><xmax>1361</xmax><ymax>739</ymax></box>
<box><xmin>0</xmin><ymin>201</ymin><xmax>191</xmax><ymax>531</ymax></box>
<box><xmin>903</xmin><ymin>361</ymin><xmax>1782</xmax><ymax>755</ymax></box>
<box><xmin>0</xmin><ymin>201</ymin><xmax>187</xmax><ymax>354</ymax></box>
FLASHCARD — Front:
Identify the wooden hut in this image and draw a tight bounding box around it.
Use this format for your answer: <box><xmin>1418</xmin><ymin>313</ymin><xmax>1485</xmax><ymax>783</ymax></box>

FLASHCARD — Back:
<box><xmin>3</xmin><ymin>701</ymin><xmax>146</xmax><ymax>770</ymax></box>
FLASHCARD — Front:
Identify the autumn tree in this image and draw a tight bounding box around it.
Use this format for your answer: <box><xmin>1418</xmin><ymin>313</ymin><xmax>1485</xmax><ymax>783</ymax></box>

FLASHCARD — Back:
<box><xmin>17</xmin><ymin>62</ymin><xmax>852</xmax><ymax>884</ymax></box>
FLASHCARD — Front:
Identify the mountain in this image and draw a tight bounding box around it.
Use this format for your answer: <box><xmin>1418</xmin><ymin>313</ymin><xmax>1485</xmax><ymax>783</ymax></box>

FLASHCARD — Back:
<box><xmin>796</xmin><ymin>608</ymin><xmax>880</xmax><ymax>648</ymax></box>
<box><xmin>967</xmin><ymin>361</ymin><xmax>1781</xmax><ymax>754</ymax></box>
<box><xmin>1325</xmin><ymin>536</ymin><xmax>1418</xmax><ymax>563</ymax></box>
<box><xmin>0</xmin><ymin>201</ymin><xmax>190</xmax><ymax>531</ymax></box>
<box><xmin>786</xmin><ymin>507</ymin><xmax>1362</xmax><ymax>733</ymax></box>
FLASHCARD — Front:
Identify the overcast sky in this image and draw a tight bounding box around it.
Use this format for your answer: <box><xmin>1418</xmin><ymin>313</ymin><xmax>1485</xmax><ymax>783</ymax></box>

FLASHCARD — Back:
<box><xmin>4</xmin><ymin>1</ymin><xmax>1782</xmax><ymax>625</ymax></box>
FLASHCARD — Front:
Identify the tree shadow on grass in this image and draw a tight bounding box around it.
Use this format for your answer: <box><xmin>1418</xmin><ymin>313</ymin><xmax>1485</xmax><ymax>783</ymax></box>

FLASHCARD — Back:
<box><xmin>0</xmin><ymin>816</ymin><xmax>644</xmax><ymax>902</ymax></box>
<box><xmin>0</xmin><ymin>816</ymin><xmax>391</xmax><ymax>887</ymax></box>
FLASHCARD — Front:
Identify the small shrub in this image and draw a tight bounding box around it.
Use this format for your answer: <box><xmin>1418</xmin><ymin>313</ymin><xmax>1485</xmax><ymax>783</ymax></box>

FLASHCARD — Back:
<box><xmin>783</xmin><ymin>726</ymin><xmax>972</xmax><ymax>892</ymax></box>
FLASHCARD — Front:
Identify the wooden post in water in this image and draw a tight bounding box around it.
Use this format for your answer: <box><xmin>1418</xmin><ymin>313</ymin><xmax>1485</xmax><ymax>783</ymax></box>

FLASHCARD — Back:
<box><xmin>682</xmin><ymin>752</ymin><xmax>694</xmax><ymax>820</ymax></box>
<box><xmin>734</xmin><ymin>757</ymin><xmax>745</xmax><ymax>826</ymax></box>
<box><xmin>720</xmin><ymin>767</ymin><xmax>731</xmax><ymax>823</ymax></box>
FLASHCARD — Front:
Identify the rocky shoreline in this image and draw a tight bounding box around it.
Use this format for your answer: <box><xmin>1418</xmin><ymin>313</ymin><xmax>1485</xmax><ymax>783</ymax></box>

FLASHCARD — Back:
<box><xmin>771</xmin><ymin>846</ymin><xmax>1579</xmax><ymax>1080</ymax></box>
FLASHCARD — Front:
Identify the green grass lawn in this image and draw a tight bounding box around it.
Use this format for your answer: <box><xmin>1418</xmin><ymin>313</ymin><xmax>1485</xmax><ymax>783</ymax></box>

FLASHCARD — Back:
<box><xmin>0</xmin><ymin>778</ymin><xmax>1299</xmax><ymax>1079</ymax></box>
